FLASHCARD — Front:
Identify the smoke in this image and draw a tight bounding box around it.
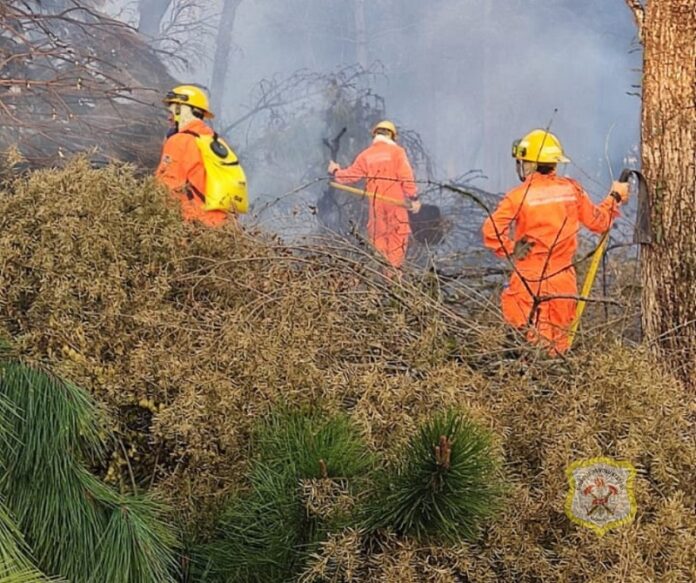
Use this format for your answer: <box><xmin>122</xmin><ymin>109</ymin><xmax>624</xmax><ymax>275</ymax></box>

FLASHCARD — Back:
<box><xmin>191</xmin><ymin>0</ymin><xmax>641</xmax><ymax>198</ymax></box>
<box><xmin>391</xmin><ymin>0</ymin><xmax>643</xmax><ymax>194</ymax></box>
<box><xmin>100</xmin><ymin>0</ymin><xmax>641</xmax><ymax>222</ymax></box>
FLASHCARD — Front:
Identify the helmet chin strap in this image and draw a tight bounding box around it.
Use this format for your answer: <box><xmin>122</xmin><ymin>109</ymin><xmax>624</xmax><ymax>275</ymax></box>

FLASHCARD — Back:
<box><xmin>516</xmin><ymin>160</ymin><xmax>527</xmax><ymax>182</ymax></box>
<box><xmin>516</xmin><ymin>160</ymin><xmax>540</xmax><ymax>182</ymax></box>
<box><xmin>172</xmin><ymin>104</ymin><xmax>182</xmax><ymax>128</ymax></box>
<box><xmin>178</xmin><ymin>105</ymin><xmax>196</xmax><ymax>126</ymax></box>
<box><xmin>171</xmin><ymin>104</ymin><xmax>197</xmax><ymax>131</ymax></box>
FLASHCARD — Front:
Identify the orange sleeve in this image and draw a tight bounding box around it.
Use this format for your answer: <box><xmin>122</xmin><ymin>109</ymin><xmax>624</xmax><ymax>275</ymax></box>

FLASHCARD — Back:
<box><xmin>482</xmin><ymin>193</ymin><xmax>520</xmax><ymax>258</ymax></box>
<box><xmin>333</xmin><ymin>151</ymin><xmax>368</xmax><ymax>185</ymax></box>
<box><xmin>396</xmin><ymin>148</ymin><xmax>418</xmax><ymax>198</ymax></box>
<box><xmin>577</xmin><ymin>187</ymin><xmax>620</xmax><ymax>234</ymax></box>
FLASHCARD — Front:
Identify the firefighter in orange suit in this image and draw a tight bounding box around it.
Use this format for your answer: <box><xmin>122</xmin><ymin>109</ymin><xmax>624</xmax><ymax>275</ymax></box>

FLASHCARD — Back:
<box><xmin>156</xmin><ymin>85</ymin><xmax>227</xmax><ymax>228</ymax></box>
<box><xmin>328</xmin><ymin>121</ymin><xmax>421</xmax><ymax>269</ymax></box>
<box><xmin>482</xmin><ymin>129</ymin><xmax>630</xmax><ymax>353</ymax></box>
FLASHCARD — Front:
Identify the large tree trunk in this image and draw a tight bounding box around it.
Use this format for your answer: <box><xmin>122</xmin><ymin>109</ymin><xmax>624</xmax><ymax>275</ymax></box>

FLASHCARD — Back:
<box><xmin>210</xmin><ymin>0</ymin><xmax>243</xmax><ymax>116</ymax></box>
<box><xmin>628</xmin><ymin>0</ymin><xmax>696</xmax><ymax>387</ymax></box>
<box><xmin>138</xmin><ymin>0</ymin><xmax>172</xmax><ymax>39</ymax></box>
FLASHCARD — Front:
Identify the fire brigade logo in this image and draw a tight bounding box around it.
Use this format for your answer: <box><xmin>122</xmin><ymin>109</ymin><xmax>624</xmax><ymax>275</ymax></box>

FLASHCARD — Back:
<box><xmin>565</xmin><ymin>457</ymin><xmax>637</xmax><ymax>537</ymax></box>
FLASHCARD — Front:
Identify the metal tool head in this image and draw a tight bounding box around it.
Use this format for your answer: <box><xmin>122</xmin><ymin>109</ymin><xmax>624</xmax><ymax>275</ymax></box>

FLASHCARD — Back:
<box><xmin>410</xmin><ymin>204</ymin><xmax>446</xmax><ymax>245</ymax></box>
<box><xmin>631</xmin><ymin>171</ymin><xmax>652</xmax><ymax>246</ymax></box>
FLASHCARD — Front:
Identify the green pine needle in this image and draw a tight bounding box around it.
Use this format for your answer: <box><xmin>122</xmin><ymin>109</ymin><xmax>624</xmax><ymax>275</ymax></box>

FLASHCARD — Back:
<box><xmin>199</xmin><ymin>464</ymin><xmax>302</xmax><ymax>582</ymax></box>
<box><xmin>87</xmin><ymin>496</ymin><xmax>179</xmax><ymax>583</ymax></box>
<box><xmin>0</xmin><ymin>363</ymin><xmax>106</xmax><ymax>578</ymax></box>
<box><xmin>254</xmin><ymin>409</ymin><xmax>373</xmax><ymax>479</ymax></box>
<box><xmin>365</xmin><ymin>410</ymin><xmax>504</xmax><ymax>542</ymax></box>
<box><xmin>0</xmin><ymin>572</ymin><xmax>52</xmax><ymax>583</ymax></box>
<box><xmin>0</xmin><ymin>361</ymin><xmax>178</xmax><ymax>582</ymax></box>
<box><xmin>0</xmin><ymin>362</ymin><xmax>104</xmax><ymax>472</ymax></box>
<box><xmin>0</xmin><ymin>501</ymin><xmax>51</xmax><ymax>582</ymax></box>
<box><xmin>196</xmin><ymin>409</ymin><xmax>371</xmax><ymax>582</ymax></box>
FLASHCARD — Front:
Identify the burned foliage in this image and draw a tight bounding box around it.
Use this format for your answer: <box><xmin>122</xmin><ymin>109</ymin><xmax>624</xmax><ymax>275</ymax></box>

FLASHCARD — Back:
<box><xmin>0</xmin><ymin>161</ymin><xmax>693</xmax><ymax>582</ymax></box>
<box><xmin>238</xmin><ymin>65</ymin><xmax>441</xmax><ymax>245</ymax></box>
<box><xmin>0</xmin><ymin>0</ymin><xmax>175</xmax><ymax>167</ymax></box>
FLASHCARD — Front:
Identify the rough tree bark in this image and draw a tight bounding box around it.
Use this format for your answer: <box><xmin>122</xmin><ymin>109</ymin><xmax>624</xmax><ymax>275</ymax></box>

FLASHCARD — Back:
<box><xmin>138</xmin><ymin>0</ymin><xmax>172</xmax><ymax>39</ymax></box>
<box><xmin>210</xmin><ymin>0</ymin><xmax>243</xmax><ymax>116</ymax></box>
<box><xmin>626</xmin><ymin>0</ymin><xmax>696</xmax><ymax>387</ymax></box>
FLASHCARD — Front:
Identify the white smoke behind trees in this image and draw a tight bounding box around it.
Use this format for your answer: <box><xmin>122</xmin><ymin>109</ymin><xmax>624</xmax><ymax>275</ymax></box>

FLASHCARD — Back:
<box><xmin>103</xmin><ymin>0</ymin><xmax>640</xmax><ymax>194</ymax></box>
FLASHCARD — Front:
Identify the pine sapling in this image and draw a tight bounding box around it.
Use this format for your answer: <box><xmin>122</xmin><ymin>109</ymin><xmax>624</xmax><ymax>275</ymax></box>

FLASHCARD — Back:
<box><xmin>364</xmin><ymin>410</ymin><xmax>504</xmax><ymax>542</ymax></box>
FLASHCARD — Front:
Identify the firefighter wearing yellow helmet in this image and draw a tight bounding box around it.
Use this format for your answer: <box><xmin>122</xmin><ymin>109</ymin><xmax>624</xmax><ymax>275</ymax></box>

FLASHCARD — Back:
<box><xmin>156</xmin><ymin>84</ymin><xmax>248</xmax><ymax>227</ymax></box>
<box><xmin>371</xmin><ymin>120</ymin><xmax>398</xmax><ymax>139</ymax></box>
<box><xmin>481</xmin><ymin>128</ymin><xmax>629</xmax><ymax>354</ymax></box>
<box><xmin>163</xmin><ymin>84</ymin><xmax>215</xmax><ymax>120</ymax></box>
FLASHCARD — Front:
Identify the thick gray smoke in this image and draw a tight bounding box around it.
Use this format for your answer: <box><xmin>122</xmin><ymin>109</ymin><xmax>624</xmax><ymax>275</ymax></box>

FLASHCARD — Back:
<box><xmin>190</xmin><ymin>0</ymin><xmax>641</xmax><ymax>197</ymax></box>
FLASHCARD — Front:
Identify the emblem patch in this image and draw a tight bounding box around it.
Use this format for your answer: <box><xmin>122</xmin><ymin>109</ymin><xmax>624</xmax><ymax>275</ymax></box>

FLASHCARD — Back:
<box><xmin>565</xmin><ymin>457</ymin><xmax>637</xmax><ymax>537</ymax></box>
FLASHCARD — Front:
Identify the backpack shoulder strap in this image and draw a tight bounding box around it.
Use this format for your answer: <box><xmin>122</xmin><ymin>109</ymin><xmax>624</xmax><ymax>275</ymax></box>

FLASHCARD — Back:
<box><xmin>179</xmin><ymin>130</ymin><xmax>200</xmax><ymax>138</ymax></box>
<box><xmin>177</xmin><ymin>131</ymin><xmax>205</xmax><ymax>202</ymax></box>
<box><xmin>186</xmin><ymin>182</ymin><xmax>205</xmax><ymax>203</ymax></box>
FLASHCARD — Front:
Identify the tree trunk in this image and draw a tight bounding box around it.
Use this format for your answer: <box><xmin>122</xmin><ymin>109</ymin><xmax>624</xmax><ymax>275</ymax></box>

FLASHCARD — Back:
<box><xmin>630</xmin><ymin>0</ymin><xmax>696</xmax><ymax>387</ymax></box>
<box><xmin>210</xmin><ymin>0</ymin><xmax>243</xmax><ymax>117</ymax></box>
<box><xmin>354</xmin><ymin>0</ymin><xmax>368</xmax><ymax>68</ymax></box>
<box><xmin>138</xmin><ymin>0</ymin><xmax>172</xmax><ymax>39</ymax></box>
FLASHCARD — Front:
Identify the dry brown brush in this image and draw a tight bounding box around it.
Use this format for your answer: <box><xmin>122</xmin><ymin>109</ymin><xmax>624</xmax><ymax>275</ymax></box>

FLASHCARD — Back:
<box><xmin>0</xmin><ymin>160</ymin><xmax>693</xmax><ymax>581</ymax></box>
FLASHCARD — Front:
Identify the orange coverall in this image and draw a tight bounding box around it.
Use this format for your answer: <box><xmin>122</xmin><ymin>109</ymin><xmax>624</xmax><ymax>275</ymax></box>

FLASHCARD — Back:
<box><xmin>333</xmin><ymin>137</ymin><xmax>418</xmax><ymax>268</ymax></box>
<box><xmin>155</xmin><ymin>118</ymin><xmax>227</xmax><ymax>228</ymax></box>
<box><xmin>482</xmin><ymin>172</ymin><xmax>619</xmax><ymax>353</ymax></box>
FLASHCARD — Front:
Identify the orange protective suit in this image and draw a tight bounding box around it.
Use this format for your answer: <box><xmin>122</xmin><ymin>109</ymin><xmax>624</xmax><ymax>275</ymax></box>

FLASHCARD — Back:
<box><xmin>333</xmin><ymin>136</ymin><xmax>418</xmax><ymax>268</ymax></box>
<box><xmin>155</xmin><ymin>118</ymin><xmax>227</xmax><ymax>228</ymax></box>
<box><xmin>482</xmin><ymin>172</ymin><xmax>619</xmax><ymax>353</ymax></box>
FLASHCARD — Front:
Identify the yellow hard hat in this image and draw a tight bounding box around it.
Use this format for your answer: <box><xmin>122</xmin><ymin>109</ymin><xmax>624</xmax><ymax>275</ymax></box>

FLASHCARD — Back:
<box><xmin>512</xmin><ymin>129</ymin><xmax>570</xmax><ymax>164</ymax></box>
<box><xmin>372</xmin><ymin>120</ymin><xmax>398</xmax><ymax>138</ymax></box>
<box><xmin>163</xmin><ymin>85</ymin><xmax>214</xmax><ymax>119</ymax></box>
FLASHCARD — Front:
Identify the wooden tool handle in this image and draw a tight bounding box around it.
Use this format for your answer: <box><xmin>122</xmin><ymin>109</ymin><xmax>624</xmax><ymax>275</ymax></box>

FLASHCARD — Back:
<box><xmin>329</xmin><ymin>181</ymin><xmax>408</xmax><ymax>208</ymax></box>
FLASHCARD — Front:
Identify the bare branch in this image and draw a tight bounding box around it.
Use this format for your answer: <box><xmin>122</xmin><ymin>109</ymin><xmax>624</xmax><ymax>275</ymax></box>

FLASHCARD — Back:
<box><xmin>0</xmin><ymin>0</ymin><xmax>175</xmax><ymax>165</ymax></box>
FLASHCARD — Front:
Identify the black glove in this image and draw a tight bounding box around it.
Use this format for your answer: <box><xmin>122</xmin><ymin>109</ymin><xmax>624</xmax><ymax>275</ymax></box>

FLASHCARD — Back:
<box><xmin>512</xmin><ymin>237</ymin><xmax>534</xmax><ymax>260</ymax></box>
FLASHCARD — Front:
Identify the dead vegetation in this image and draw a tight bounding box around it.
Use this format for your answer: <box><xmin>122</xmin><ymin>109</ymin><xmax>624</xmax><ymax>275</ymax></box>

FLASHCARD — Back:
<box><xmin>0</xmin><ymin>160</ymin><xmax>693</xmax><ymax>581</ymax></box>
<box><xmin>0</xmin><ymin>1</ymin><xmax>175</xmax><ymax>166</ymax></box>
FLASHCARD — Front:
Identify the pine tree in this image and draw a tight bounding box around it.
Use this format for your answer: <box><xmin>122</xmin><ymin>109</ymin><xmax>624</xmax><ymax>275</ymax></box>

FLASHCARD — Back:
<box><xmin>0</xmin><ymin>351</ymin><xmax>178</xmax><ymax>582</ymax></box>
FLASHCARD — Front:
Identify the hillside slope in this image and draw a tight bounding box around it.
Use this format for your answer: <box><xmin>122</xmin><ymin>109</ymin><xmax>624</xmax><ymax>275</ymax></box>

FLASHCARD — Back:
<box><xmin>0</xmin><ymin>161</ymin><xmax>693</xmax><ymax>581</ymax></box>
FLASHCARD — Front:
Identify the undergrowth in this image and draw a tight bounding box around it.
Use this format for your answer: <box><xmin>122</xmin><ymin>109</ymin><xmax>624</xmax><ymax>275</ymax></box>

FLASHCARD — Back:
<box><xmin>0</xmin><ymin>161</ymin><xmax>693</xmax><ymax>582</ymax></box>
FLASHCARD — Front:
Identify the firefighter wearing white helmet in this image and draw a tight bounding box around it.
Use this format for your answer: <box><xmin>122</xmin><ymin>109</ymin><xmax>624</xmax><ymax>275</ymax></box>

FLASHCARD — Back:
<box><xmin>327</xmin><ymin>120</ymin><xmax>420</xmax><ymax>271</ymax></box>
